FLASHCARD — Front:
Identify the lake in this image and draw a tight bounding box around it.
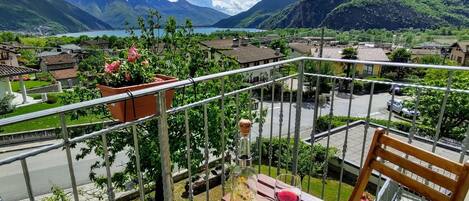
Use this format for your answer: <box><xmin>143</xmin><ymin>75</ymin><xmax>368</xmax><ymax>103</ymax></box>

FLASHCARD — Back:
<box><xmin>56</xmin><ymin>27</ymin><xmax>264</xmax><ymax>37</ymax></box>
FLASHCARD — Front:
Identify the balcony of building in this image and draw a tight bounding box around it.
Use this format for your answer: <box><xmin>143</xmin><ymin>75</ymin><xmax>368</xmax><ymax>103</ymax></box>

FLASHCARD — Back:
<box><xmin>0</xmin><ymin>57</ymin><xmax>468</xmax><ymax>201</ymax></box>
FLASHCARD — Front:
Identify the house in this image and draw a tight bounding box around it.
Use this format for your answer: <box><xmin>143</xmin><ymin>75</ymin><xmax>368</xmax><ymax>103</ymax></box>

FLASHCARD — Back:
<box><xmin>289</xmin><ymin>43</ymin><xmax>315</xmax><ymax>56</ymax></box>
<box><xmin>0</xmin><ymin>45</ymin><xmax>19</xmax><ymax>66</ymax></box>
<box><xmin>49</xmin><ymin>67</ymin><xmax>78</xmax><ymax>88</ymax></box>
<box><xmin>59</xmin><ymin>44</ymin><xmax>82</xmax><ymax>54</ymax></box>
<box><xmin>312</xmin><ymin>47</ymin><xmax>390</xmax><ymax>77</ymax></box>
<box><xmin>411</xmin><ymin>48</ymin><xmax>441</xmax><ymax>62</ymax></box>
<box><xmin>40</xmin><ymin>52</ymin><xmax>78</xmax><ymax>72</ymax></box>
<box><xmin>80</xmin><ymin>39</ymin><xmax>110</xmax><ymax>49</ymax></box>
<box><xmin>449</xmin><ymin>41</ymin><xmax>469</xmax><ymax>66</ymax></box>
<box><xmin>201</xmin><ymin>38</ymin><xmax>285</xmax><ymax>82</ymax></box>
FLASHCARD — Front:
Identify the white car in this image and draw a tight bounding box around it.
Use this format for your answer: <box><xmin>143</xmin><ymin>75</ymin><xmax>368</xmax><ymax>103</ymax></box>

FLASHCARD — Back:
<box><xmin>387</xmin><ymin>99</ymin><xmax>419</xmax><ymax>117</ymax></box>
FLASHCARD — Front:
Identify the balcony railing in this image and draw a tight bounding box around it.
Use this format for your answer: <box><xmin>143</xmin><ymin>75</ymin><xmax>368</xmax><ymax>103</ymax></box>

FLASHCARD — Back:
<box><xmin>0</xmin><ymin>56</ymin><xmax>468</xmax><ymax>201</ymax></box>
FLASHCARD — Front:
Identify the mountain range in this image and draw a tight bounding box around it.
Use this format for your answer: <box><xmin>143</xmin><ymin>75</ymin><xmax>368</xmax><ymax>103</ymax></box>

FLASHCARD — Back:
<box><xmin>65</xmin><ymin>0</ymin><xmax>229</xmax><ymax>28</ymax></box>
<box><xmin>214</xmin><ymin>0</ymin><xmax>469</xmax><ymax>30</ymax></box>
<box><xmin>0</xmin><ymin>0</ymin><xmax>111</xmax><ymax>33</ymax></box>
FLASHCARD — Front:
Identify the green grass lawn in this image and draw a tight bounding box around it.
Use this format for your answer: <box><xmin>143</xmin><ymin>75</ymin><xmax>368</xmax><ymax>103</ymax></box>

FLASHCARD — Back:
<box><xmin>0</xmin><ymin>102</ymin><xmax>103</xmax><ymax>134</ymax></box>
<box><xmin>10</xmin><ymin>80</ymin><xmax>51</xmax><ymax>92</ymax></box>
<box><xmin>172</xmin><ymin>165</ymin><xmax>354</xmax><ymax>201</ymax></box>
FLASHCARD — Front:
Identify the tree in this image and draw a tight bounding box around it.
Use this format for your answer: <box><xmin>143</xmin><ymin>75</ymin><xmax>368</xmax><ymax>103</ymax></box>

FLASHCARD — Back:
<box><xmin>407</xmin><ymin>69</ymin><xmax>469</xmax><ymax>141</ymax></box>
<box><xmin>62</xmin><ymin>10</ymin><xmax>260</xmax><ymax>201</ymax></box>
<box><xmin>388</xmin><ymin>48</ymin><xmax>411</xmax><ymax>80</ymax></box>
<box><xmin>269</xmin><ymin>39</ymin><xmax>289</xmax><ymax>56</ymax></box>
<box><xmin>341</xmin><ymin>47</ymin><xmax>357</xmax><ymax>91</ymax></box>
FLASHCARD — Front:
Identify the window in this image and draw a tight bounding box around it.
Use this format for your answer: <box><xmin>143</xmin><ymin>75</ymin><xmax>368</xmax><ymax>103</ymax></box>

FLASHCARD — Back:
<box><xmin>263</xmin><ymin>60</ymin><xmax>269</xmax><ymax>64</ymax></box>
<box><xmin>457</xmin><ymin>57</ymin><xmax>462</xmax><ymax>64</ymax></box>
<box><xmin>273</xmin><ymin>58</ymin><xmax>279</xmax><ymax>62</ymax></box>
<box><xmin>254</xmin><ymin>61</ymin><xmax>260</xmax><ymax>66</ymax></box>
<box><xmin>364</xmin><ymin>64</ymin><xmax>373</xmax><ymax>75</ymax></box>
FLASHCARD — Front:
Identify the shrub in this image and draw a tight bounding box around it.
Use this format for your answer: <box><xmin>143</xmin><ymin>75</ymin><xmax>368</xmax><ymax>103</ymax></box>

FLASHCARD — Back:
<box><xmin>383</xmin><ymin>72</ymin><xmax>398</xmax><ymax>80</ymax></box>
<box><xmin>251</xmin><ymin>138</ymin><xmax>337</xmax><ymax>181</ymax></box>
<box><xmin>364</xmin><ymin>77</ymin><xmax>392</xmax><ymax>93</ymax></box>
<box><xmin>46</xmin><ymin>93</ymin><xmax>59</xmax><ymax>104</ymax></box>
<box><xmin>0</xmin><ymin>94</ymin><xmax>15</xmax><ymax>115</ymax></box>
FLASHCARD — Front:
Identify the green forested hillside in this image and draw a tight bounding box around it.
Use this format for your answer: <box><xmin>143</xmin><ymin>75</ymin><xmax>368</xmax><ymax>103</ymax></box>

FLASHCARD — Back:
<box><xmin>215</xmin><ymin>0</ymin><xmax>469</xmax><ymax>30</ymax></box>
<box><xmin>66</xmin><ymin>0</ymin><xmax>229</xmax><ymax>28</ymax></box>
<box><xmin>213</xmin><ymin>0</ymin><xmax>297</xmax><ymax>28</ymax></box>
<box><xmin>0</xmin><ymin>0</ymin><xmax>112</xmax><ymax>33</ymax></box>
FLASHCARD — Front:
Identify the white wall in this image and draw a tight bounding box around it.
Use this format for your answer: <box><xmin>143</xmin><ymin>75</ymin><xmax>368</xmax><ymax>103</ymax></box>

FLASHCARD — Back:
<box><xmin>0</xmin><ymin>77</ymin><xmax>12</xmax><ymax>100</ymax></box>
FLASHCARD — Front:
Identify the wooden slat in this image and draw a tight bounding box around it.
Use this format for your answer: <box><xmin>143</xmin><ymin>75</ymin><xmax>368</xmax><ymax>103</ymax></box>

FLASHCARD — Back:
<box><xmin>348</xmin><ymin>128</ymin><xmax>384</xmax><ymax>201</ymax></box>
<box><xmin>451</xmin><ymin>162</ymin><xmax>469</xmax><ymax>201</ymax></box>
<box><xmin>370</xmin><ymin>160</ymin><xmax>450</xmax><ymax>201</ymax></box>
<box><xmin>379</xmin><ymin>135</ymin><xmax>463</xmax><ymax>174</ymax></box>
<box><xmin>376</xmin><ymin>148</ymin><xmax>457</xmax><ymax>192</ymax></box>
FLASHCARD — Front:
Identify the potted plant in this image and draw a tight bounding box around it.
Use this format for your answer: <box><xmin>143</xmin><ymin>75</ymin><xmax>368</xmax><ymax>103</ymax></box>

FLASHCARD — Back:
<box><xmin>97</xmin><ymin>46</ymin><xmax>177</xmax><ymax>122</ymax></box>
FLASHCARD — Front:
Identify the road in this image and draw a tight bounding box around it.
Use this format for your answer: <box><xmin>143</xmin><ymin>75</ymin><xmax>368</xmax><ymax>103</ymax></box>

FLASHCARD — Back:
<box><xmin>0</xmin><ymin>92</ymin><xmax>396</xmax><ymax>200</ymax></box>
<box><xmin>0</xmin><ymin>142</ymin><xmax>128</xmax><ymax>201</ymax></box>
<box><xmin>251</xmin><ymin>92</ymin><xmax>396</xmax><ymax>139</ymax></box>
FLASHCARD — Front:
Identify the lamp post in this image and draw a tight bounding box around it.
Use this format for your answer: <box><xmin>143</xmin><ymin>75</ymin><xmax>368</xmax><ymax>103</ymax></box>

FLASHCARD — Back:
<box><xmin>440</xmin><ymin>47</ymin><xmax>451</xmax><ymax>65</ymax></box>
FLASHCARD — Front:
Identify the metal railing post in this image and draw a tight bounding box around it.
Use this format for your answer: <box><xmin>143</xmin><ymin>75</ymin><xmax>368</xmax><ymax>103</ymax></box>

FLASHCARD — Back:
<box><xmin>337</xmin><ymin>64</ymin><xmax>356</xmax><ymax>201</ymax></box>
<box><xmin>258</xmin><ymin>87</ymin><xmax>264</xmax><ymax>173</ymax></box>
<box><xmin>157</xmin><ymin>90</ymin><xmax>174</xmax><ymax>201</ymax></box>
<box><xmin>184</xmin><ymin>109</ymin><xmax>194</xmax><ymax>200</ymax></box>
<box><xmin>101</xmin><ymin>130</ymin><xmax>114</xmax><ymax>201</ymax></box>
<box><xmin>359</xmin><ymin>82</ymin><xmax>375</xmax><ymax>168</ymax></box>
<box><xmin>308</xmin><ymin>62</ymin><xmax>321</xmax><ymax>193</ymax></box>
<box><xmin>268</xmin><ymin>66</ymin><xmax>276</xmax><ymax>176</ymax></box>
<box><xmin>321</xmin><ymin>78</ymin><xmax>336</xmax><ymax>199</ymax></box>
<box><xmin>460</xmin><ymin>125</ymin><xmax>469</xmax><ymax>163</ymax></box>
<box><xmin>220</xmin><ymin>76</ymin><xmax>226</xmax><ymax>194</ymax></box>
<box><xmin>132</xmin><ymin>125</ymin><xmax>145</xmax><ymax>201</ymax></box>
<box><xmin>292</xmin><ymin>60</ymin><xmax>304</xmax><ymax>175</ymax></box>
<box><xmin>60</xmin><ymin>113</ymin><xmax>79</xmax><ymax>201</ymax></box>
<box><xmin>432</xmin><ymin>71</ymin><xmax>453</xmax><ymax>153</ymax></box>
<box><xmin>21</xmin><ymin>159</ymin><xmax>34</xmax><ymax>201</ymax></box>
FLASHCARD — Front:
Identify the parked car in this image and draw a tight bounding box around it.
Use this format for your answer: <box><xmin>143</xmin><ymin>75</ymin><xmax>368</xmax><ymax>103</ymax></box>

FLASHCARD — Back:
<box><xmin>387</xmin><ymin>99</ymin><xmax>419</xmax><ymax>117</ymax></box>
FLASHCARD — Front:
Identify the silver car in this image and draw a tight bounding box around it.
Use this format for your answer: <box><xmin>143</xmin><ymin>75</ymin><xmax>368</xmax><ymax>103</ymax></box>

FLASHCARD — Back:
<box><xmin>387</xmin><ymin>99</ymin><xmax>419</xmax><ymax>117</ymax></box>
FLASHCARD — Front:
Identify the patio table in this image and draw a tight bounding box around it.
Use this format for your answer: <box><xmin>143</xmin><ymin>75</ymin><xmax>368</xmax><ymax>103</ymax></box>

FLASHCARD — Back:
<box><xmin>222</xmin><ymin>174</ymin><xmax>323</xmax><ymax>201</ymax></box>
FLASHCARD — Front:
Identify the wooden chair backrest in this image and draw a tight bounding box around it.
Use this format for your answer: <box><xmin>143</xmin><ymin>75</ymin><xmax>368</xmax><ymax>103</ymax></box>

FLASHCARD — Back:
<box><xmin>349</xmin><ymin>128</ymin><xmax>469</xmax><ymax>201</ymax></box>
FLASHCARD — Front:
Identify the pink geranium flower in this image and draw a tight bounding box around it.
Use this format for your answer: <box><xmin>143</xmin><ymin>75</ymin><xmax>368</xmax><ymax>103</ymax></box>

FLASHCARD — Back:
<box><xmin>125</xmin><ymin>72</ymin><xmax>132</xmax><ymax>82</ymax></box>
<box><xmin>105</xmin><ymin>61</ymin><xmax>121</xmax><ymax>73</ymax></box>
<box><xmin>128</xmin><ymin>46</ymin><xmax>141</xmax><ymax>63</ymax></box>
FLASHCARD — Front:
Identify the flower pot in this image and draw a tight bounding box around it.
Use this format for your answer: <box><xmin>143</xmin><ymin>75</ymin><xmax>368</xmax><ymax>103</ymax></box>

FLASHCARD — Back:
<box><xmin>97</xmin><ymin>74</ymin><xmax>178</xmax><ymax>122</ymax></box>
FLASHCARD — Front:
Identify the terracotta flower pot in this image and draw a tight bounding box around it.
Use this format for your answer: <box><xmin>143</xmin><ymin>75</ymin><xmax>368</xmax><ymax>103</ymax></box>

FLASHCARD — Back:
<box><xmin>97</xmin><ymin>74</ymin><xmax>178</xmax><ymax>122</ymax></box>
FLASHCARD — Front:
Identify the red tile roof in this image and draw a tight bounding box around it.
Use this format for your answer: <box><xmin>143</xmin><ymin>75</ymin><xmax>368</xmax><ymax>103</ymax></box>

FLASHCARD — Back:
<box><xmin>0</xmin><ymin>64</ymin><xmax>38</xmax><ymax>78</ymax></box>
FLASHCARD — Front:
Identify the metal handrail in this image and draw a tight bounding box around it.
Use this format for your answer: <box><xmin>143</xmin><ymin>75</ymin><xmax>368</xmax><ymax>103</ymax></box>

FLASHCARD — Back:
<box><xmin>1</xmin><ymin>56</ymin><xmax>467</xmax><ymax>127</ymax></box>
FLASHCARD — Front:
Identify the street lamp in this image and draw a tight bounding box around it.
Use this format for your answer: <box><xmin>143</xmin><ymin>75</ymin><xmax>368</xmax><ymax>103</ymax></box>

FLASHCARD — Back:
<box><xmin>440</xmin><ymin>47</ymin><xmax>451</xmax><ymax>64</ymax></box>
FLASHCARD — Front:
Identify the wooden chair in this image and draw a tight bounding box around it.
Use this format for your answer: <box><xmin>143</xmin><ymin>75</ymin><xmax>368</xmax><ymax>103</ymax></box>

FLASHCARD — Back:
<box><xmin>349</xmin><ymin>128</ymin><xmax>469</xmax><ymax>201</ymax></box>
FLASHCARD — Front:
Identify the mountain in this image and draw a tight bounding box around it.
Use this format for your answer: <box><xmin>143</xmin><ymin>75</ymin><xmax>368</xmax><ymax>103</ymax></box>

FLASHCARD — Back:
<box><xmin>213</xmin><ymin>0</ymin><xmax>297</xmax><ymax>28</ymax></box>
<box><xmin>0</xmin><ymin>0</ymin><xmax>112</xmax><ymax>33</ymax></box>
<box><xmin>66</xmin><ymin>0</ymin><xmax>230</xmax><ymax>28</ymax></box>
<box><xmin>259</xmin><ymin>0</ymin><xmax>346</xmax><ymax>29</ymax></box>
<box><xmin>215</xmin><ymin>0</ymin><xmax>469</xmax><ymax>30</ymax></box>
<box><xmin>320</xmin><ymin>0</ymin><xmax>469</xmax><ymax>30</ymax></box>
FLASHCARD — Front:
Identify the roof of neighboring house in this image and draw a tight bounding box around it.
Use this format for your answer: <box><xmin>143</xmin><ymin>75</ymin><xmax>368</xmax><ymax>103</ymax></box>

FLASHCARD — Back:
<box><xmin>313</xmin><ymin>47</ymin><xmax>390</xmax><ymax>62</ymax></box>
<box><xmin>0</xmin><ymin>64</ymin><xmax>38</xmax><ymax>78</ymax></box>
<box><xmin>38</xmin><ymin>51</ymin><xmax>63</xmax><ymax>57</ymax></box>
<box><xmin>42</xmin><ymin>53</ymin><xmax>76</xmax><ymax>65</ymax></box>
<box><xmin>201</xmin><ymin>39</ymin><xmax>284</xmax><ymax>64</ymax></box>
<box><xmin>0</xmin><ymin>45</ymin><xmax>19</xmax><ymax>54</ymax></box>
<box><xmin>289</xmin><ymin>43</ymin><xmax>314</xmax><ymax>55</ymax></box>
<box><xmin>451</xmin><ymin>41</ymin><xmax>469</xmax><ymax>52</ymax></box>
<box><xmin>50</xmin><ymin>68</ymin><xmax>78</xmax><ymax>80</ymax></box>
<box><xmin>411</xmin><ymin>48</ymin><xmax>441</xmax><ymax>56</ymax></box>
<box><xmin>59</xmin><ymin>44</ymin><xmax>81</xmax><ymax>51</ymax></box>
<box><xmin>200</xmin><ymin>39</ymin><xmax>234</xmax><ymax>50</ymax></box>
<box><xmin>415</xmin><ymin>42</ymin><xmax>447</xmax><ymax>49</ymax></box>
<box><xmin>80</xmin><ymin>39</ymin><xmax>109</xmax><ymax>47</ymax></box>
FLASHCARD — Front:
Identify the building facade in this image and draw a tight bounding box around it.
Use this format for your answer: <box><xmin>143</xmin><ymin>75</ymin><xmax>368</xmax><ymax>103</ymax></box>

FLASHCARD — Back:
<box><xmin>450</xmin><ymin>42</ymin><xmax>469</xmax><ymax>66</ymax></box>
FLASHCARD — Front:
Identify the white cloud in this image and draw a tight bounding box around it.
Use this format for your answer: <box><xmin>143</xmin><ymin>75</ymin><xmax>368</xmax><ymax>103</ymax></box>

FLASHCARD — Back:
<box><xmin>212</xmin><ymin>0</ymin><xmax>260</xmax><ymax>15</ymax></box>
